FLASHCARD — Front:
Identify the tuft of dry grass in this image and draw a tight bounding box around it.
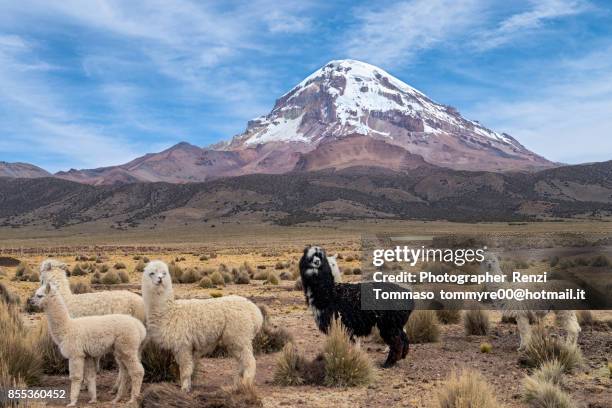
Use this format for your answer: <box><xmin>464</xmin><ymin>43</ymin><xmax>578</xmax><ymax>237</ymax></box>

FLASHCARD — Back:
<box><xmin>576</xmin><ymin>310</ymin><xmax>595</xmax><ymax>326</ymax></box>
<box><xmin>199</xmin><ymin>276</ymin><xmax>214</xmax><ymax>288</ymax></box>
<box><xmin>118</xmin><ymin>269</ymin><xmax>130</xmax><ymax>283</ymax></box>
<box><xmin>101</xmin><ymin>270</ymin><xmax>121</xmax><ymax>285</ymax></box>
<box><xmin>264</xmin><ymin>273</ymin><xmax>279</xmax><ymax>285</ymax></box>
<box><xmin>323</xmin><ymin>319</ymin><xmax>373</xmax><ymax>387</ymax></box>
<box><xmin>168</xmin><ymin>262</ymin><xmax>183</xmax><ymax>283</ymax></box>
<box><xmin>436</xmin><ymin>309</ymin><xmax>461</xmax><ymax>324</ymax></box>
<box><xmin>463</xmin><ymin>309</ymin><xmax>490</xmax><ymax>336</ymax></box>
<box><xmin>273</xmin><ymin>343</ymin><xmax>308</xmax><ymax>386</ymax></box>
<box><xmin>522</xmin><ymin>361</ymin><xmax>574</xmax><ymax>408</ymax></box>
<box><xmin>140</xmin><ymin>381</ymin><xmax>263</xmax><ymax>408</ymax></box>
<box><xmin>405</xmin><ymin>310</ymin><xmax>440</xmax><ymax>343</ymax></box>
<box><xmin>523</xmin><ymin>325</ymin><xmax>583</xmax><ymax>372</ymax></box>
<box><xmin>69</xmin><ymin>281</ymin><xmax>92</xmax><ymax>294</ymax></box>
<box><xmin>437</xmin><ymin>369</ymin><xmax>501</xmax><ymax>408</ymax></box>
<box><xmin>0</xmin><ymin>282</ymin><xmax>20</xmax><ymax>305</ymax></box>
<box><xmin>233</xmin><ymin>270</ymin><xmax>250</xmax><ymax>284</ymax></box>
<box><xmin>253</xmin><ymin>325</ymin><xmax>292</xmax><ymax>355</ymax></box>
<box><xmin>33</xmin><ymin>318</ymin><xmax>68</xmax><ymax>375</ymax></box>
<box><xmin>114</xmin><ymin>262</ymin><xmax>126</xmax><ymax>270</ymax></box>
<box><xmin>141</xmin><ymin>342</ymin><xmax>179</xmax><ymax>383</ymax></box>
<box><xmin>179</xmin><ymin>268</ymin><xmax>201</xmax><ymax>284</ymax></box>
<box><xmin>0</xmin><ymin>300</ymin><xmax>43</xmax><ymax>386</ymax></box>
<box><xmin>210</xmin><ymin>271</ymin><xmax>225</xmax><ymax>286</ymax></box>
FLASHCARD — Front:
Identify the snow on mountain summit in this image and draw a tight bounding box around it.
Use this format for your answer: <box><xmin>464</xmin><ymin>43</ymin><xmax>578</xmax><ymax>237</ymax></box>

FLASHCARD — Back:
<box><xmin>236</xmin><ymin>59</ymin><xmax>515</xmax><ymax>148</ymax></box>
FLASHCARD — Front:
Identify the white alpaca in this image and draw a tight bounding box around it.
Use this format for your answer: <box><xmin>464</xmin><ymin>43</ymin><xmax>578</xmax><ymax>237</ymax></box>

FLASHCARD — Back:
<box><xmin>327</xmin><ymin>254</ymin><xmax>342</xmax><ymax>283</ymax></box>
<box><xmin>480</xmin><ymin>253</ymin><xmax>580</xmax><ymax>350</ymax></box>
<box><xmin>30</xmin><ymin>283</ymin><xmax>146</xmax><ymax>406</ymax></box>
<box><xmin>142</xmin><ymin>261</ymin><xmax>263</xmax><ymax>392</ymax></box>
<box><xmin>40</xmin><ymin>259</ymin><xmax>145</xmax><ymax>322</ymax></box>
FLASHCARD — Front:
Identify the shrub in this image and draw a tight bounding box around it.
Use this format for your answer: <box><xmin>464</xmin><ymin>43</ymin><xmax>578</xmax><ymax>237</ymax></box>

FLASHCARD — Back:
<box><xmin>265</xmin><ymin>273</ymin><xmax>279</xmax><ymax>286</ymax></box>
<box><xmin>33</xmin><ymin>318</ymin><xmax>68</xmax><ymax>374</ymax></box>
<box><xmin>549</xmin><ymin>256</ymin><xmax>559</xmax><ymax>268</ymax></box>
<box><xmin>352</xmin><ymin>267</ymin><xmax>362</xmax><ymax>275</ymax></box>
<box><xmin>464</xmin><ymin>309</ymin><xmax>490</xmax><ymax>336</ymax></box>
<box><xmin>480</xmin><ymin>342</ymin><xmax>493</xmax><ymax>353</ymax></box>
<box><xmin>522</xmin><ymin>377</ymin><xmax>575</xmax><ymax>408</ymax></box>
<box><xmin>437</xmin><ymin>369</ymin><xmax>500</xmax><ymax>408</ymax></box>
<box><xmin>436</xmin><ymin>309</ymin><xmax>461</xmax><ymax>324</ymax></box>
<box><xmin>240</xmin><ymin>262</ymin><xmax>254</xmax><ymax>276</ymax></box>
<box><xmin>274</xmin><ymin>343</ymin><xmax>307</xmax><ymax>386</ymax></box>
<box><xmin>199</xmin><ymin>277</ymin><xmax>213</xmax><ymax>289</ymax></box>
<box><xmin>69</xmin><ymin>282</ymin><xmax>92</xmax><ymax>294</ymax></box>
<box><xmin>210</xmin><ymin>271</ymin><xmax>225</xmax><ymax>286</ymax></box>
<box><xmin>0</xmin><ymin>282</ymin><xmax>20</xmax><ymax>305</ymax></box>
<box><xmin>254</xmin><ymin>325</ymin><xmax>292</xmax><ymax>355</ymax></box>
<box><xmin>576</xmin><ymin>310</ymin><xmax>595</xmax><ymax>326</ymax></box>
<box><xmin>179</xmin><ymin>268</ymin><xmax>200</xmax><ymax>284</ymax></box>
<box><xmin>253</xmin><ymin>271</ymin><xmax>268</xmax><ymax>280</ymax></box>
<box><xmin>101</xmin><ymin>270</ymin><xmax>121</xmax><ymax>285</ymax></box>
<box><xmin>0</xmin><ymin>301</ymin><xmax>43</xmax><ymax>386</ymax></box>
<box><xmin>294</xmin><ymin>278</ymin><xmax>303</xmax><ymax>291</ymax></box>
<box><xmin>113</xmin><ymin>262</ymin><xmax>126</xmax><ymax>270</ymax></box>
<box><xmin>323</xmin><ymin>319</ymin><xmax>373</xmax><ymax>387</ymax></box>
<box><xmin>14</xmin><ymin>262</ymin><xmax>35</xmax><ymax>281</ymax></box>
<box><xmin>97</xmin><ymin>263</ymin><xmax>109</xmax><ymax>273</ymax></box>
<box><xmin>405</xmin><ymin>310</ymin><xmax>440</xmax><ymax>343</ymax></box>
<box><xmin>210</xmin><ymin>292</ymin><xmax>223</xmax><ymax>298</ymax></box>
<box><xmin>168</xmin><ymin>262</ymin><xmax>183</xmax><ymax>283</ymax></box>
<box><xmin>590</xmin><ymin>255</ymin><xmax>609</xmax><ymax>267</ymax></box>
<box><xmin>222</xmin><ymin>272</ymin><xmax>232</xmax><ymax>284</ymax></box>
<box><xmin>233</xmin><ymin>270</ymin><xmax>250</xmax><ymax>284</ymax></box>
<box><xmin>279</xmin><ymin>271</ymin><xmax>292</xmax><ymax>280</ymax></box>
<box><xmin>118</xmin><ymin>270</ymin><xmax>130</xmax><ymax>283</ymax></box>
<box><xmin>135</xmin><ymin>260</ymin><xmax>146</xmax><ymax>272</ymax></box>
<box><xmin>143</xmin><ymin>257</ymin><xmax>150</xmax><ymax>263</ymax></box>
<box><xmin>90</xmin><ymin>271</ymin><xmax>102</xmax><ymax>284</ymax></box>
<box><xmin>133</xmin><ymin>255</ymin><xmax>142</xmax><ymax>260</ymax></box>
<box><xmin>531</xmin><ymin>360</ymin><xmax>564</xmax><ymax>386</ymax></box>
<box><xmin>141</xmin><ymin>342</ymin><xmax>179</xmax><ymax>383</ymax></box>
<box><xmin>523</xmin><ymin>325</ymin><xmax>583</xmax><ymax>372</ymax></box>
<box><xmin>199</xmin><ymin>254</ymin><xmax>209</xmax><ymax>261</ymax></box>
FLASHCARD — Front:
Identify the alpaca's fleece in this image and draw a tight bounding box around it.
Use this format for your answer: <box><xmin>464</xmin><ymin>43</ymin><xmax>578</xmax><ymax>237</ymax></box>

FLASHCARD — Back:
<box><xmin>30</xmin><ymin>284</ymin><xmax>146</xmax><ymax>406</ymax></box>
<box><xmin>327</xmin><ymin>254</ymin><xmax>342</xmax><ymax>283</ymax></box>
<box><xmin>482</xmin><ymin>253</ymin><xmax>581</xmax><ymax>350</ymax></box>
<box><xmin>40</xmin><ymin>259</ymin><xmax>145</xmax><ymax>322</ymax></box>
<box><xmin>142</xmin><ymin>261</ymin><xmax>263</xmax><ymax>392</ymax></box>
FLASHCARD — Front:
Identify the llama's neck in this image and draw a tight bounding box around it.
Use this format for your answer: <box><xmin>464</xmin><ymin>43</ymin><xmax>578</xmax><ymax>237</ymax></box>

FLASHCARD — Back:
<box><xmin>144</xmin><ymin>285</ymin><xmax>175</xmax><ymax>321</ymax></box>
<box><xmin>44</xmin><ymin>294</ymin><xmax>71</xmax><ymax>342</ymax></box>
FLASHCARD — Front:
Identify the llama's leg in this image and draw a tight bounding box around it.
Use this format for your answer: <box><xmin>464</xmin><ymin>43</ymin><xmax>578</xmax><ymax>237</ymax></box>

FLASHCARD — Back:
<box><xmin>112</xmin><ymin>360</ymin><xmax>129</xmax><ymax>403</ymax></box>
<box><xmin>111</xmin><ymin>365</ymin><xmax>123</xmax><ymax>394</ymax></box>
<box><xmin>379</xmin><ymin>327</ymin><xmax>403</xmax><ymax>368</ymax></box>
<box><xmin>557</xmin><ymin>310</ymin><xmax>581</xmax><ymax>345</ymax></box>
<box><xmin>175</xmin><ymin>349</ymin><xmax>194</xmax><ymax>392</ymax></box>
<box><xmin>516</xmin><ymin>314</ymin><xmax>532</xmax><ymax>351</ymax></box>
<box><xmin>400</xmin><ymin>329</ymin><xmax>410</xmax><ymax>359</ymax></box>
<box><xmin>67</xmin><ymin>357</ymin><xmax>85</xmax><ymax>407</ymax></box>
<box><xmin>124</xmin><ymin>355</ymin><xmax>145</xmax><ymax>403</ymax></box>
<box><xmin>84</xmin><ymin>357</ymin><xmax>97</xmax><ymax>403</ymax></box>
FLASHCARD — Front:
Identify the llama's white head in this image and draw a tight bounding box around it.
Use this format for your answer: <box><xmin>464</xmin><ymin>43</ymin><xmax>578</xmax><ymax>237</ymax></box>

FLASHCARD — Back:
<box><xmin>29</xmin><ymin>282</ymin><xmax>59</xmax><ymax>309</ymax></box>
<box><xmin>480</xmin><ymin>252</ymin><xmax>502</xmax><ymax>274</ymax></box>
<box><xmin>39</xmin><ymin>259</ymin><xmax>68</xmax><ymax>284</ymax></box>
<box><xmin>142</xmin><ymin>261</ymin><xmax>171</xmax><ymax>292</ymax></box>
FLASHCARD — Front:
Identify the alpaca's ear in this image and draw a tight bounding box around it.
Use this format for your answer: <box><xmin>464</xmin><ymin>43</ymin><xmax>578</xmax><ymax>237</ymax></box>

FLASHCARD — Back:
<box><xmin>303</xmin><ymin>245</ymin><xmax>311</xmax><ymax>255</ymax></box>
<box><xmin>45</xmin><ymin>282</ymin><xmax>52</xmax><ymax>294</ymax></box>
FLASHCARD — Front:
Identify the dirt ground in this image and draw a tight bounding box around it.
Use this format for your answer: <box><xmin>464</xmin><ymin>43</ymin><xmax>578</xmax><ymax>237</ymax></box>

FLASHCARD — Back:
<box><xmin>1</xmin><ymin>221</ymin><xmax>610</xmax><ymax>407</ymax></box>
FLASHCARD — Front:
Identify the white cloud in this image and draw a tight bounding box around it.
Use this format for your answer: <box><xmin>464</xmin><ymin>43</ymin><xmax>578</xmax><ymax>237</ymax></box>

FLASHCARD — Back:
<box><xmin>476</xmin><ymin>0</ymin><xmax>590</xmax><ymax>50</ymax></box>
<box><xmin>344</xmin><ymin>0</ymin><xmax>480</xmax><ymax>66</ymax></box>
<box><xmin>467</xmin><ymin>45</ymin><xmax>612</xmax><ymax>164</ymax></box>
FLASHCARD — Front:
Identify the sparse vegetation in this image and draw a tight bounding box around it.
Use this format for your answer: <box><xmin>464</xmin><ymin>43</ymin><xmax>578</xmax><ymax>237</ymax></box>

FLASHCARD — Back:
<box><xmin>464</xmin><ymin>309</ymin><xmax>490</xmax><ymax>336</ymax></box>
<box><xmin>114</xmin><ymin>262</ymin><xmax>127</xmax><ymax>270</ymax></box>
<box><xmin>437</xmin><ymin>369</ymin><xmax>501</xmax><ymax>408</ymax></box>
<box><xmin>576</xmin><ymin>310</ymin><xmax>595</xmax><ymax>326</ymax></box>
<box><xmin>179</xmin><ymin>268</ymin><xmax>201</xmax><ymax>284</ymax></box>
<box><xmin>253</xmin><ymin>325</ymin><xmax>292</xmax><ymax>355</ymax></box>
<box><xmin>210</xmin><ymin>271</ymin><xmax>225</xmax><ymax>286</ymax></box>
<box><xmin>101</xmin><ymin>270</ymin><xmax>121</xmax><ymax>285</ymax></box>
<box><xmin>265</xmin><ymin>273</ymin><xmax>279</xmax><ymax>285</ymax></box>
<box><xmin>522</xmin><ymin>325</ymin><xmax>583</xmax><ymax>372</ymax></box>
<box><xmin>523</xmin><ymin>360</ymin><xmax>574</xmax><ymax>408</ymax></box>
<box><xmin>118</xmin><ymin>269</ymin><xmax>130</xmax><ymax>283</ymax></box>
<box><xmin>33</xmin><ymin>318</ymin><xmax>68</xmax><ymax>374</ymax></box>
<box><xmin>199</xmin><ymin>276</ymin><xmax>213</xmax><ymax>288</ymax></box>
<box><xmin>436</xmin><ymin>309</ymin><xmax>461</xmax><ymax>324</ymax></box>
<box><xmin>405</xmin><ymin>310</ymin><xmax>440</xmax><ymax>343</ymax></box>
<box><xmin>273</xmin><ymin>343</ymin><xmax>308</xmax><ymax>386</ymax></box>
<box><xmin>480</xmin><ymin>342</ymin><xmax>492</xmax><ymax>353</ymax></box>
<box><xmin>141</xmin><ymin>342</ymin><xmax>179</xmax><ymax>383</ymax></box>
<box><xmin>69</xmin><ymin>281</ymin><xmax>92</xmax><ymax>294</ymax></box>
<box><xmin>323</xmin><ymin>319</ymin><xmax>373</xmax><ymax>387</ymax></box>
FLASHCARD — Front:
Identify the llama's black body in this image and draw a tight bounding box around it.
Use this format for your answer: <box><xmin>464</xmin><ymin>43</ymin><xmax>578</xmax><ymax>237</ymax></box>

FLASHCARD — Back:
<box><xmin>299</xmin><ymin>246</ymin><xmax>412</xmax><ymax>367</ymax></box>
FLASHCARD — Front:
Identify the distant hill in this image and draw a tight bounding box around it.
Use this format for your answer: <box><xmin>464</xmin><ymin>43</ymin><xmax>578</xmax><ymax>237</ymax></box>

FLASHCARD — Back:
<box><xmin>1</xmin><ymin>161</ymin><xmax>610</xmax><ymax>228</ymax></box>
<box><xmin>0</xmin><ymin>161</ymin><xmax>50</xmax><ymax>178</ymax></box>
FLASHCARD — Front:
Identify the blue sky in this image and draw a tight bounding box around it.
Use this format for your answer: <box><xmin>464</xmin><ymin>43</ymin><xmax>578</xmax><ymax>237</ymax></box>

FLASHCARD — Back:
<box><xmin>0</xmin><ymin>0</ymin><xmax>611</xmax><ymax>172</ymax></box>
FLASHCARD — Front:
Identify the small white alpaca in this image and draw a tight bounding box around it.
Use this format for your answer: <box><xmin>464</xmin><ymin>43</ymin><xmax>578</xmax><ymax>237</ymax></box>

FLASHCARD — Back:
<box><xmin>40</xmin><ymin>259</ymin><xmax>145</xmax><ymax>322</ymax></box>
<box><xmin>142</xmin><ymin>261</ymin><xmax>263</xmax><ymax>392</ymax></box>
<box><xmin>30</xmin><ymin>283</ymin><xmax>146</xmax><ymax>406</ymax></box>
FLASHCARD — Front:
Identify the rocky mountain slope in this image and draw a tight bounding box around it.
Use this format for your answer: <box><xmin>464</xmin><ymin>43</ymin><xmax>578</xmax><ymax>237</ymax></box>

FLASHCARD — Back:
<box><xmin>0</xmin><ymin>161</ymin><xmax>50</xmax><ymax>178</ymax></box>
<box><xmin>42</xmin><ymin>59</ymin><xmax>555</xmax><ymax>185</ymax></box>
<box><xmin>1</xmin><ymin>161</ymin><xmax>609</xmax><ymax>228</ymax></box>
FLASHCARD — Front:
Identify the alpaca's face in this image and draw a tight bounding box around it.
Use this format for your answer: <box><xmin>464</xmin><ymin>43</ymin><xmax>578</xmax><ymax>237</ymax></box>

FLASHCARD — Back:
<box><xmin>481</xmin><ymin>253</ymin><xmax>500</xmax><ymax>272</ymax></box>
<box><xmin>144</xmin><ymin>261</ymin><xmax>170</xmax><ymax>289</ymax></box>
<box><xmin>29</xmin><ymin>283</ymin><xmax>55</xmax><ymax>308</ymax></box>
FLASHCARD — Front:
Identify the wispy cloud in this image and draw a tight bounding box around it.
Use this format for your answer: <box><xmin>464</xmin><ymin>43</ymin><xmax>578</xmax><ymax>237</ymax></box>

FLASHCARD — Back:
<box><xmin>344</xmin><ymin>0</ymin><xmax>480</xmax><ymax>67</ymax></box>
<box><xmin>476</xmin><ymin>0</ymin><xmax>590</xmax><ymax>50</ymax></box>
